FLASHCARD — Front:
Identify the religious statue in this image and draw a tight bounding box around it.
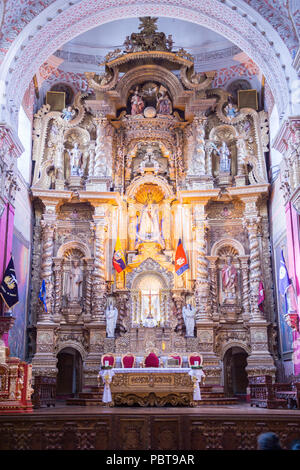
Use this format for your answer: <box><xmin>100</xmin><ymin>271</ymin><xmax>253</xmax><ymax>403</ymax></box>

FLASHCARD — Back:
<box><xmin>135</xmin><ymin>192</ymin><xmax>165</xmax><ymax>248</ymax></box>
<box><xmin>221</xmin><ymin>257</ymin><xmax>238</xmax><ymax>303</ymax></box>
<box><xmin>66</xmin><ymin>260</ymin><xmax>83</xmax><ymax>300</ymax></box>
<box><xmin>182</xmin><ymin>303</ymin><xmax>196</xmax><ymax>337</ymax></box>
<box><xmin>156</xmin><ymin>87</ymin><xmax>172</xmax><ymax>115</ymax></box>
<box><xmin>105</xmin><ymin>302</ymin><xmax>118</xmax><ymax>338</ymax></box>
<box><xmin>68</xmin><ymin>142</ymin><xmax>83</xmax><ymax>176</ymax></box>
<box><xmin>139</xmin><ymin>145</ymin><xmax>160</xmax><ymax>174</ymax></box>
<box><xmin>62</xmin><ymin>106</ymin><xmax>76</xmax><ymax>122</ymax></box>
<box><xmin>212</xmin><ymin>141</ymin><xmax>231</xmax><ymax>174</ymax></box>
<box><xmin>130</xmin><ymin>88</ymin><xmax>145</xmax><ymax>116</ymax></box>
<box><xmin>224</xmin><ymin>102</ymin><xmax>239</xmax><ymax>120</ymax></box>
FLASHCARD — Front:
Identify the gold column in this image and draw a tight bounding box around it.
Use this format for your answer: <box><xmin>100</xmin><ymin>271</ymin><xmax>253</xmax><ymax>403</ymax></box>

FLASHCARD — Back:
<box><xmin>92</xmin><ymin>204</ymin><xmax>108</xmax><ymax>322</ymax></box>
<box><xmin>193</xmin><ymin>203</ymin><xmax>210</xmax><ymax>321</ymax></box>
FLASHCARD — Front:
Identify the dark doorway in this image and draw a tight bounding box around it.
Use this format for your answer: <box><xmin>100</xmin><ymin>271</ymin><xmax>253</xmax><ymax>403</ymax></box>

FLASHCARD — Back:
<box><xmin>56</xmin><ymin>347</ymin><xmax>83</xmax><ymax>397</ymax></box>
<box><xmin>223</xmin><ymin>347</ymin><xmax>248</xmax><ymax>399</ymax></box>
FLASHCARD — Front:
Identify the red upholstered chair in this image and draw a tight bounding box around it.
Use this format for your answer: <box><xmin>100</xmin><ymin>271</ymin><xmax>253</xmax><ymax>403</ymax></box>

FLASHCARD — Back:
<box><xmin>121</xmin><ymin>353</ymin><xmax>136</xmax><ymax>368</ymax></box>
<box><xmin>101</xmin><ymin>353</ymin><xmax>116</xmax><ymax>368</ymax></box>
<box><xmin>144</xmin><ymin>352</ymin><xmax>160</xmax><ymax>368</ymax></box>
<box><xmin>168</xmin><ymin>354</ymin><xmax>182</xmax><ymax>367</ymax></box>
<box><xmin>188</xmin><ymin>352</ymin><xmax>203</xmax><ymax>368</ymax></box>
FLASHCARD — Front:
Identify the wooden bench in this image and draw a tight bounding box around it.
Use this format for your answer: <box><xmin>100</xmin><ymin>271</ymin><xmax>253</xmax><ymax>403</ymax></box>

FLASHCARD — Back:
<box><xmin>249</xmin><ymin>375</ymin><xmax>287</xmax><ymax>409</ymax></box>
<box><xmin>32</xmin><ymin>375</ymin><xmax>56</xmax><ymax>408</ymax></box>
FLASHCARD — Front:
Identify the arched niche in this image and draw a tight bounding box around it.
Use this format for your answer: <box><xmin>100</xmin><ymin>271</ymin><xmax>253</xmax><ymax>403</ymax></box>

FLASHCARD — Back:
<box><xmin>126</xmin><ymin>258</ymin><xmax>173</xmax><ymax>328</ymax></box>
<box><xmin>222</xmin><ymin>345</ymin><xmax>250</xmax><ymax>397</ymax></box>
<box><xmin>116</xmin><ymin>64</ymin><xmax>192</xmax><ymax>111</ymax></box>
<box><xmin>211</xmin><ymin>239</ymin><xmax>245</xmax><ymax>309</ymax></box>
<box><xmin>56</xmin><ymin>242</ymin><xmax>92</xmax><ymax>307</ymax></box>
<box><xmin>56</xmin><ymin>346</ymin><xmax>84</xmax><ymax>396</ymax></box>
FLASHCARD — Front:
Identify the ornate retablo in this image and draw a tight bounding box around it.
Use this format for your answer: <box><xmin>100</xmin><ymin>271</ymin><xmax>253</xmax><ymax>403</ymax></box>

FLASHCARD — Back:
<box><xmin>30</xmin><ymin>17</ymin><xmax>276</xmax><ymax>390</ymax></box>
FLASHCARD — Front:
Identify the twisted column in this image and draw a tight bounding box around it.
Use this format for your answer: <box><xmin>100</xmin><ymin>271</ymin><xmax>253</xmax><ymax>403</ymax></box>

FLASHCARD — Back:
<box><xmin>194</xmin><ymin>115</ymin><xmax>207</xmax><ymax>176</ymax></box>
<box><xmin>53</xmin><ymin>258</ymin><xmax>63</xmax><ymax>321</ymax></box>
<box><xmin>207</xmin><ymin>257</ymin><xmax>218</xmax><ymax>317</ymax></box>
<box><xmin>83</xmin><ymin>259</ymin><xmax>94</xmax><ymax>322</ymax></box>
<box><xmin>240</xmin><ymin>256</ymin><xmax>250</xmax><ymax>320</ymax></box>
<box><xmin>40</xmin><ymin>220</ymin><xmax>56</xmax><ymax>321</ymax></box>
<box><xmin>244</xmin><ymin>217</ymin><xmax>264</xmax><ymax>322</ymax></box>
<box><xmin>88</xmin><ymin>141</ymin><xmax>96</xmax><ymax>178</ymax></box>
<box><xmin>92</xmin><ymin>207</ymin><xmax>108</xmax><ymax>321</ymax></box>
<box><xmin>193</xmin><ymin>204</ymin><xmax>210</xmax><ymax>321</ymax></box>
<box><xmin>94</xmin><ymin>114</ymin><xmax>107</xmax><ymax>177</ymax></box>
<box><xmin>236</xmin><ymin>137</ymin><xmax>247</xmax><ymax>176</ymax></box>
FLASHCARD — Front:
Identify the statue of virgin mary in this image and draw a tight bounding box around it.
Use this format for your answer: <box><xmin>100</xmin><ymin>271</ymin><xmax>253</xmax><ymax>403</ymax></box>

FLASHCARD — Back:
<box><xmin>135</xmin><ymin>193</ymin><xmax>165</xmax><ymax>249</ymax></box>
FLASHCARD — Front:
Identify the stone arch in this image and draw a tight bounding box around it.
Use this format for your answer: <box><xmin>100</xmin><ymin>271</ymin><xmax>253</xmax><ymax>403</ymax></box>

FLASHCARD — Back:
<box><xmin>211</xmin><ymin>238</ymin><xmax>245</xmax><ymax>257</ymax></box>
<box><xmin>1</xmin><ymin>0</ymin><xmax>296</xmax><ymax>130</ymax></box>
<box><xmin>221</xmin><ymin>342</ymin><xmax>251</xmax><ymax>359</ymax></box>
<box><xmin>116</xmin><ymin>64</ymin><xmax>191</xmax><ymax>110</ymax></box>
<box><xmin>56</xmin><ymin>342</ymin><xmax>87</xmax><ymax>360</ymax></box>
<box><xmin>57</xmin><ymin>240</ymin><xmax>91</xmax><ymax>259</ymax></box>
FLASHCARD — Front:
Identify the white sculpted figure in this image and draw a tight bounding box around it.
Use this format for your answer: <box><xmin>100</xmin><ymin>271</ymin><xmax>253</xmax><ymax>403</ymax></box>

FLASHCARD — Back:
<box><xmin>67</xmin><ymin>260</ymin><xmax>83</xmax><ymax>300</ymax></box>
<box><xmin>105</xmin><ymin>303</ymin><xmax>118</xmax><ymax>338</ymax></box>
<box><xmin>135</xmin><ymin>192</ymin><xmax>165</xmax><ymax>249</ymax></box>
<box><xmin>212</xmin><ymin>142</ymin><xmax>231</xmax><ymax>174</ymax></box>
<box><xmin>68</xmin><ymin>142</ymin><xmax>83</xmax><ymax>176</ymax></box>
<box><xmin>182</xmin><ymin>303</ymin><xmax>196</xmax><ymax>337</ymax></box>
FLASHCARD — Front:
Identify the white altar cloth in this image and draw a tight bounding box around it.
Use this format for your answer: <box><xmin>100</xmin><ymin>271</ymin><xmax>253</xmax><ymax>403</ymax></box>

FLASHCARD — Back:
<box><xmin>188</xmin><ymin>368</ymin><xmax>205</xmax><ymax>400</ymax></box>
<box><xmin>99</xmin><ymin>367</ymin><xmax>205</xmax><ymax>403</ymax></box>
<box><xmin>99</xmin><ymin>369</ymin><xmax>115</xmax><ymax>403</ymax></box>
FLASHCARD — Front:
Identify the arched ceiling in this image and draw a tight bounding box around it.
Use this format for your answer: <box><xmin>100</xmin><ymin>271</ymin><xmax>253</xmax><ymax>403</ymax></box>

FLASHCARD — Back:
<box><xmin>0</xmin><ymin>0</ymin><xmax>298</xmax><ymax>131</ymax></box>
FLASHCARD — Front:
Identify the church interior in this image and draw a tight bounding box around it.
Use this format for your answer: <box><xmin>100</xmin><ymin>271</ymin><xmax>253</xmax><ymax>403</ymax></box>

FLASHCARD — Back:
<box><xmin>0</xmin><ymin>1</ymin><xmax>300</xmax><ymax>451</ymax></box>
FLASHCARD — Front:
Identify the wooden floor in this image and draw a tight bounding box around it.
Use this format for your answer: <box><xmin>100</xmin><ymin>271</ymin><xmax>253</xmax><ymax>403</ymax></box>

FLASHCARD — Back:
<box><xmin>1</xmin><ymin>401</ymin><xmax>300</xmax><ymax>450</ymax></box>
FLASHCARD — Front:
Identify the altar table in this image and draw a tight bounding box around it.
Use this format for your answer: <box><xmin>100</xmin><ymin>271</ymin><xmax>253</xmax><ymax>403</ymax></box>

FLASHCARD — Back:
<box><xmin>99</xmin><ymin>368</ymin><xmax>204</xmax><ymax>407</ymax></box>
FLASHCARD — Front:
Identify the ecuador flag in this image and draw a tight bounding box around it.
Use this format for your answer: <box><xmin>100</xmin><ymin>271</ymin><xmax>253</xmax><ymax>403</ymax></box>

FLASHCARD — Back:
<box><xmin>175</xmin><ymin>239</ymin><xmax>189</xmax><ymax>276</ymax></box>
<box><xmin>112</xmin><ymin>236</ymin><xmax>126</xmax><ymax>273</ymax></box>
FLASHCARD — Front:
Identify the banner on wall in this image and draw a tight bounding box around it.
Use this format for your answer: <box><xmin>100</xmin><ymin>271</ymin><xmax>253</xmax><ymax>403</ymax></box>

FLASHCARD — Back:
<box><xmin>0</xmin><ymin>257</ymin><xmax>19</xmax><ymax>309</ymax></box>
<box><xmin>175</xmin><ymin>239</ymin><xmax>189</xmax><ymax>276</ymax></box>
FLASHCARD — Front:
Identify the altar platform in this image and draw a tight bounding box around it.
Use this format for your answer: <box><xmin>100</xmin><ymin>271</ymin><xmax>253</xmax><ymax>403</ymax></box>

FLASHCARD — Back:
<box><xmin>0</xmin><ymin>403</ymin><xmax>299</xmax><ymax>450</ymax></box>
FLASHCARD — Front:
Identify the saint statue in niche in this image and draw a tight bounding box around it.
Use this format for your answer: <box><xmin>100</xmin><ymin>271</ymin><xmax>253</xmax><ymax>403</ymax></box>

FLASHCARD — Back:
<box><xmin>212</xmin><ymin>141</ymin><xmax>231</xmax><ymax>174</ymax></box>
<box><xmin>156</xmin><ymin>86</ymin><xmax>172</xmax><ymax>115</ymax></box>
<box><xmin>130</xmin><ymin>88</ymin><xmax>145</xmax><ymax>116</ymax></box>
<box><xmin>67</xmin><ymin>142</ymin><xmax>83</xmax><ymax>176</ymax></box>
<box><xmin>135</xmin><ymin>192</ymin><xmax>165</xmax><ymax>249</ymax></box>
<box><xmin>221</xmin><ymin>257</ymin><xmax>238</xmax><ymax>303</ymax></box>
<box><xmin>66</xmin><ymin>260</ymin><xmax>83</xmax><ymax>300</ymax></box>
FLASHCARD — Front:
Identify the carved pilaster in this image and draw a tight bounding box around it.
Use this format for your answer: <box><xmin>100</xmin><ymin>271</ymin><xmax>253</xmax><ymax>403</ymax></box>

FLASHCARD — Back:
<box><xmin>94</xmin><ymin>114</ymin><xmax>107</xmax><ymax>178</ymax></box>
<box><xmin>194</xmin><ymin>115</ymin><xmax>206</xmax><ymax>176</ymax></box>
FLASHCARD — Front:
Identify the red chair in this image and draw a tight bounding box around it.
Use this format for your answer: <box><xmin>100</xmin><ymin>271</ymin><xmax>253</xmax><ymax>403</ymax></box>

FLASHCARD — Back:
<box><xmin>144</xmin><ymin>352</ymin><xmax>160</xmax><ymax>368</ymax></box>
<box><xmin>121</xmin><ymin>353</ymin><xmax>136</xmax><ymax>368</ymax></box>
<box><xmin>168</xmin><ymin>354</ymin><xmax>182</xmax><ymax>367</ymax></box>
<box><xmin>101</xmin><ymin>353</ymin><xmax>116</xmax><ymax>368</ymax></box>
<box><xmin>188</xmin><ymin>352</ymin><xmax>203</xmax><ymax>368</ymax></box>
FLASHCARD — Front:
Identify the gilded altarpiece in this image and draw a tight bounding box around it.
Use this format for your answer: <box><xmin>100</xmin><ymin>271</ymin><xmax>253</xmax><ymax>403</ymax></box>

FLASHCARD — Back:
<box><xmin>29</xmin><ymin>19</ymin><xmax>276</xmax><ymax>389</ymax></box>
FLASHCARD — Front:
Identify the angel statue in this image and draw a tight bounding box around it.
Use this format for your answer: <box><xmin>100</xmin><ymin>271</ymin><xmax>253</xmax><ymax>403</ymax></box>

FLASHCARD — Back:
<box><xmin>62</xmin><ymin>106</ymin><xmax>76</xmax><ymax>122</ymax></box>
<box><xmin>105</xmin><ymin>302</ymin><xmax>118</xmax><ymax>338</ymax></box>
<box><xmin>182</xmin><ymin>303</ymin><xmax>196</xmax><ymax>337</ymax></box>
<box><xmin>224</xmin><ymin>102</ymin><xmax>239</xmax><ymax>120</ymax></box>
